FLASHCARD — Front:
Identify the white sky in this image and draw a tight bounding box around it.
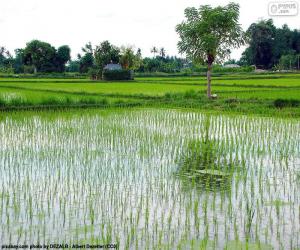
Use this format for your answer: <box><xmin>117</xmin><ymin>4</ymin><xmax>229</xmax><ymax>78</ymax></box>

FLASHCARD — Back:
<box><xmin>1</xmin><ymin>0</ymin><xmax>299</xmax><ymax>60</ymax></box>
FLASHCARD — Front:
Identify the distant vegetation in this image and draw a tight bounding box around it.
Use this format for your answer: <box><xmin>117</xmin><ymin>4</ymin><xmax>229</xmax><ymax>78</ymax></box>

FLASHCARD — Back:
<box><xmin>241</xmin><ymin>19</ymin><xmax>300</xmax><ymax>70</ymax></box>
<box><xmin>1</xmin><ymin>19</ymin><xmax>299</xmax><ymax>77</ymax></box>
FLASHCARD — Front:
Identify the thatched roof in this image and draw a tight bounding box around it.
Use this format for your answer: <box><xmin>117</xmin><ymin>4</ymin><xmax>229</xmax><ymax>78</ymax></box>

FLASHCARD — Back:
<box><xmin>104</xmin><ymin>63</ymin><xmax>122</xmax><ymax>71</ymax></box>
<box><xmin>224</xmin><ymin>64</ymin><xmax>241</xmax><ymax>68</ymax></box>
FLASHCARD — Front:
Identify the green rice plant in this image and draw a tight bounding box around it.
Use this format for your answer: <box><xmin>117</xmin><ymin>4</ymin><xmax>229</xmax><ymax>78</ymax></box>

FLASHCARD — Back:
<box><xmin>0</xmin><ymin>109</ymin><xmax>299</xmax><ymax>249</ymax></box>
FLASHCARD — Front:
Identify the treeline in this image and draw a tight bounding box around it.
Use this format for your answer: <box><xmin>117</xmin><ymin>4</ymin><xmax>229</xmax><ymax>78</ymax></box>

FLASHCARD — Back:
<box><xmin>68</xmin><ymin>45</ymin><xmax>189</xmax><ymax>77</ymax></box>
<box><xmin>0</xmin><ymin>41</ymin><xmax>71</xmax><ymax>74</ymax></box>
<box><xmin>0</xmin><ymin>41</ymin><xmax>188</xmax><ymax>76</ymax></box>
<box><xmin>240</xmin><ymin>19</ymin><xmax>300</xmax><ymax>70</ymax></box>
<box><xmin>1</xmin><ymin>19</ymin><xmax>299</xmax><ymax>75</ymax></box>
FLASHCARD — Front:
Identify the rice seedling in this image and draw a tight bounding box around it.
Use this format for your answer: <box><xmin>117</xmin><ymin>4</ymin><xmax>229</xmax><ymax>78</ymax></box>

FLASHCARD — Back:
<box><xmin>0</xmin><ymin>108</ymin><xmax>299</xmax><ymax>249</ymax></box>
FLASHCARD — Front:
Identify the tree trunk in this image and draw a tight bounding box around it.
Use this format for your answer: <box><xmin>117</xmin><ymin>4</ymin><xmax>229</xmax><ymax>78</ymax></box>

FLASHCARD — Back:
<box><xmin>207</xmin><ymin>63</ymin><xmax>212</xmax><ymax>98</ymax></box>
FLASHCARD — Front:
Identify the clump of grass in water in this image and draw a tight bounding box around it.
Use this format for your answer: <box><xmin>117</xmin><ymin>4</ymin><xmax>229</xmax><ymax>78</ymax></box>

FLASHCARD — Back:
<box><xmin>176</xmin><ymin>115</ymin><xmax>238</xmax><ymax>191</ymax></box>
<box><xmin>177</xmin><ymin>139</ymin><xmax>235</xmax><ymax>191</ymax></box>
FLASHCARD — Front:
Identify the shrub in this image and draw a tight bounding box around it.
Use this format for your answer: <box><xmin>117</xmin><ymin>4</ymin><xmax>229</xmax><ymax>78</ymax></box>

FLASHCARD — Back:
<box><xmin>88</xmin><ymin>68</ymin><xmax>102</xmax><ymax>80</ymax></box>
<box><xmin>274</xmin><ymin>99</ymin><xmax>300</xmax><ymax>108</ymax></box>
<box><xmin>0</xmin><ymin>97</ymin><xmax>5</xmax><ymax>107</ymax></box>
<box><xmin>102</xmin><ymin>69</ymin><xmax>134</xmax><ymax>81</ymax></box>
<box><xmin>40</xmin><ymin>97</ymin><xmax>62</xmax><ymax>105</ymax></box>
<box><xmin>176</xmin><ymin>139</ymin><xmax>236</xmax><ymax>190</ymax></box>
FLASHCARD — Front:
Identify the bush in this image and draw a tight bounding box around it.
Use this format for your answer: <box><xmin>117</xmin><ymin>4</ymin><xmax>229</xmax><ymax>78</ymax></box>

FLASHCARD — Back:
<box><xmin>274</xmin><ymin>99</ymin><xmax>300</xmax><ymax>108</ymax></box>
<box><xmin>0</xmin><ymin>66</ymin><xmax>14</xmax><ymax>74</ymax></box>
<box><xmin>0</xmin><ymin>72</ymin><xmax>88</xmax><ymax>79</ymax></box>
<box><xmin>88</xmin><ymin>68</ymin><xmax>102</xmax><ymax>80</ymax></box>
<box><xmin>102</xmin><ymin>69</ymin><xmax>134</xmax><ymax>81</ymax></box>
<box><xmin>0</xmin><ymin>97</ymin><xmax>5</xmax><ymax>107</ymax></box>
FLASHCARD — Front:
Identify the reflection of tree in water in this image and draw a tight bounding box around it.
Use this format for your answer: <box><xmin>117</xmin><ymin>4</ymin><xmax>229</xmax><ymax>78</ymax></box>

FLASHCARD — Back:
<box><xmin>176</xmin><ymin>116</ymin><xmax>237</xmax><ymax>192</ymax></box>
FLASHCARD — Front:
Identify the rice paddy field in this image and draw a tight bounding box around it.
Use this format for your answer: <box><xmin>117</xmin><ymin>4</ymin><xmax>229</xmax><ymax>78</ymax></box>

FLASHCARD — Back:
<box><xmin>0</xmin><ymin>74</ymin><xmax>300</xmax><ymax>249</ymax></box>
<box><xmin>0</xmin><ymin>108</ymin><xmax>300</xmax><ymax>249</ymax></box>
<box><xmin>0</xmin><ymin>74</ymin><xmax>300</xmax><ymax>101</ymax></box>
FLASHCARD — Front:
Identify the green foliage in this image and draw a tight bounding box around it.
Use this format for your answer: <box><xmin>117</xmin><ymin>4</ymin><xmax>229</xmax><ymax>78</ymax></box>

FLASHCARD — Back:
<box><xmin>79</xmin><ymin>53</ymin><xmax>94</xmax><ymax>73</ymax></box>
<box><xmin>242</xmin><ymin>20</ymin><xmax>300</xmax><ymax>69</ymax></box>
<box><xmin>137</xmin><ymin>56</ymin><xmax>187</xmax><ymax>73</ymax></box>
<box><xmin>274</xmin><ymin>98</ymin><xmax>299</xmax><ymax>108</ymax></box>
<box><xmin>23</xmin><ymin>40</ymin><xmax>57</xmax><ymax>73</ymax></box>
<box><xmin>88</xmin><ymin>67</ymin><xmax>102</xmax><ymax>80</ymax></box>
<box><xmin>176</xmin><ymin>3</ymin><xmax>246</xmax><ymax>65</ymax></box>
<box><xmin>94</xmin><ymin>41</ymin><xmax>120</xmax><ymax>73</ymax></box>
<box><xmin>1</xmin><ymin>74</ymin><xmax>300</xmax><ymax>116</ymax></box>
<box><xmin>102</xmin><ymin>69</ymin><xmax>133</xmax><ymax>81</ymax></box>
<box><xmin>23</xmin><ymin>40</ymin><xmax>71</xmax><ymax>73</ymax></box>
<box><xmin>120</xmin><ymin>46</ymin><xmax>141</xmax><ymax>70</ymax></box>
<box><xmin>176</xmin><ymin>2</ymin><xmax>246</xmax><ymax>97</ymax></box>
<box><xmin>277</xmin><ymin>54</ymin><xmax>299</xmax><ymax>70</ymax></box>
<box><xmin>0</xmin><ymin>46</ymin><xmax>14</xmax><ymax>73</ymax></box>
<box><xmin>23</xmin><ymin>65</ymin><xmax>35</xmax><ymax>74</ymax></box>
<box><xmin>159</xmin><ymin>48</ymin><xmax>166</xmax><ymax>58</ymax></box>
<box><xmin>13</xmin><ymin>49</ymin><xmax>25</xmax><ymax>74</ymax></box>
<box><xmin>191</xmin><ymin>64</ymin><xmax>255</xmax><ymax>73</ymax></box>
<box><xmin>56</xmin><ymin>45</ymin><xmax>71</xmax><ymax>72</ymax></box>
<box><xmin>67</xmin><ymin>60</ymin><xmax>80</xmax><ymax>73</ymax></box>
<box><xmin>77</xmin><ymin>42</ymin><xmax>95</xmax><ymax>73</ymax></box>
<box><xmin>244</xmin><ymin>19</ymin><xmax>276</xmax><ymax>68</ymax></box>
<box><xmin>0</xmin><ymin>66</ymin><xmax>14</xmax><ymax>74</ymax></box>
<box><xmin>177</xmin><ymin>138</ymin><xmax>235</xmax><ymax>190</ymax></box>
<box><xmin>150</xmin><ymin>46</ymin><xmax>158</xmax><ymax>57</ymax></box>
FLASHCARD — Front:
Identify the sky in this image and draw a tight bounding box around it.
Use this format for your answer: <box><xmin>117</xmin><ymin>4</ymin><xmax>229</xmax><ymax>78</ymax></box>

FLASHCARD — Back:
<box><xmin>1</xmin><ymin>0</ymin><xmax>299</xmax><ymax>60</ymax></box>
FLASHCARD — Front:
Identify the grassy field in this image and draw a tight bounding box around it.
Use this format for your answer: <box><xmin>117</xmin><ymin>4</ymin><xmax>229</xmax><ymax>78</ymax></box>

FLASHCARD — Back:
<box><xmin>0</xmin><ymin>73</ymin><xmax>300</xmax><ymax>116</ymax></box>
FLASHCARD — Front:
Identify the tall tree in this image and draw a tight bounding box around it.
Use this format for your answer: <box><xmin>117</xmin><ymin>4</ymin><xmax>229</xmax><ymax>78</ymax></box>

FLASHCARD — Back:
<box><xmin>0</xmin><ymin>47</ymin><xmax>10</xmax><ymax>62</ymax></box>
<box><xmin>23</xmin><ymin>40</ymin><xmax>57</xmax><ymax>73</ymax></box>
<box><xmin>56</xmin><ymin>45</ymin><xmax>71</xmax><ymax>72</ymax></box>
<box><xmin>136</xmin><ymin>48</ymin><xmax>142</xmax><ymax>58</ymax></box>
<box><xmin>176</xmin><ymin>3</ymin><xmax>246</xmax><ymax>97</ymax></box>
<box><xmin>0</xmin><ymin>46</ymin><xmax>14</xmax><ymax>73</ymax></box>
<box><xmin>94</xmin><ymin>41</ymin><xmax>120</xmax><ymax>73</ymax></box>
<box><xmin>82</xmin><ymin>42</ymin><xmax>93</xmax><ymax>54</ymax></box>
<box><xmin>151</xmin><ymin>47</ymin><xmax>158</xmax><ymax>58</ymax></box>
<box><xmin>79</xmin><ymin>53</ymin><xmax>94</xmax><ymax>73</ymax></box>
<box><xmin>160</xmin><ymin>48</ymin><xmax>166</xmax><ymax>58</ymax></box>
<box><xmin>244</xmin><ymin>20</ymin><xmax>276</xmax><ymax>68</ymax></box>
<box><xmin>272</xmin><ymin>24</ymin><xmax>294</xmax><ymax>65</ymax></box>
<box><xmin>78</xmin><ymin>42</ymin><xmax>94</xmax><ymax>73</ymax></box>
<box><xmin>292</xmin><ymin>30</ymin><xmax>300</xmax><ymax>54</ymax></box>
<box><xmin>66</xmin><ymin>60</ymin><xmax>80</xmax><ymax>72</ymax></box>
<box><xmin>13</xmin><ymin>49</ymin><xmax>25</xmax><ymax>73</ymax></box>
<box><xmin>120</xmin><ymin>46</ymin><xmax>141</xmax><ymax>70</ymax></box>
<box><xmin>241</xmin><ymin>21</ymin><xmax>300</xmax><ymax>69</ymax></box>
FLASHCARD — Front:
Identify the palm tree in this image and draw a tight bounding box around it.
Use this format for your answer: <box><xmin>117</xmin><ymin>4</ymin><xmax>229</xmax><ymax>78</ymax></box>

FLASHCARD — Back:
<box><xmin>159</xmin><ymin>47</ymin><xmax>166</xmax><ymax>58</ymax></box>
<box><xmin>82</xmin><ymin>42</ymin><xmax>93</xmax><ymax>54</ymax></box>
<box><xmin>151</xmin><ymin>46</ymin><xmax>158</xmax><ymax>58</ymax></box>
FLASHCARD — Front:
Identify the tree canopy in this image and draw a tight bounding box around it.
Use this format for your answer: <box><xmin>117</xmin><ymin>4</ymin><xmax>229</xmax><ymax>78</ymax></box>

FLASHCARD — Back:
<box><xmin>1</xmin><ymin>17</ymin><xmax>299</xmax><ymax>75</ymax></box>
<box><xmin>94</xmin><ymin>41</ymin><xmax>120</xmax><ymax>72</ymax></box>
<box><xmin>240</xmin><ymin>19</ymin><xmax>300</xmax><ymax>69</ymax></box>
<box><xmin>176</xmin><ymin>2</ymin><xmax>246</xmax><ymax>97</ymax></box>
<box><xmin>120</xmin><ymin>46</ymin><xmax>141</xmax><ymax>70</ymax></box>
<box><xmin>23</xmin><ymin>40</ymin><xmax>71</xmax><ymax>73</ymax></box>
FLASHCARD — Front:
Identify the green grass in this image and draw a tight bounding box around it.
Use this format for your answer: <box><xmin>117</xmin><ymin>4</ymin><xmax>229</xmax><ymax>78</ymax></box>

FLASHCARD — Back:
<box><xmin>0</xmin><ymin>73</ymin><xmax>300</xmax><ymax>116</ymax></box>
<box><xmin>0</xmin><ymin>87</ymin><xmax>137</xmax><ymax>109</ymax></box>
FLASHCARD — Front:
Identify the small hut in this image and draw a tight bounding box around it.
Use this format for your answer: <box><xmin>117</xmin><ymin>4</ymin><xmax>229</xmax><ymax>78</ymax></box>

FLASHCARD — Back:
<box><xmin>104</xmin><ymin>63</ymin><xmax>122</xmax><ymax>71</ymax></box>
<box><xmin>102</xmin><ymin>63</ymin><xmax>134</xmax><ymax>81</ymax></box>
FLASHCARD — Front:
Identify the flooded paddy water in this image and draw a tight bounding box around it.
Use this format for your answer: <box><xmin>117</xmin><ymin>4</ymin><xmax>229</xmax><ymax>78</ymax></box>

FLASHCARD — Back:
<box><xmin>0</xmin><ymin>108</ymin><xmax>299</xmax><ymax>249</ymax></box>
